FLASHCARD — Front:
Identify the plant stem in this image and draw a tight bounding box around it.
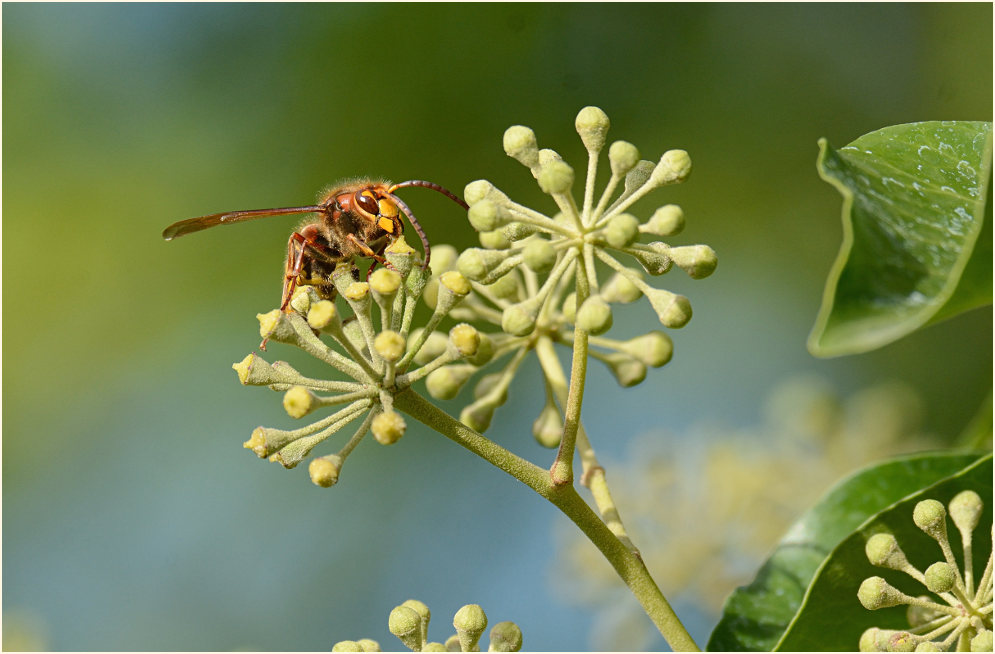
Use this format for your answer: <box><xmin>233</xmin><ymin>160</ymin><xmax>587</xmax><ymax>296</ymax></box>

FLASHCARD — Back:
<box><xmin>393</xmin><ymin>389</ymin><xmax>700</xmax><ymax>651</ymax></box>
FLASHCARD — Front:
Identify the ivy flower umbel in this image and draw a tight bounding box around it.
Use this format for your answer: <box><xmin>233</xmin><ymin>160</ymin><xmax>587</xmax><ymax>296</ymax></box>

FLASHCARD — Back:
<box><xmin>858</xmin><ymin>491</ymin><xmax>993</xmax><ymax>651</ymax></box>
<box><xmin>233</xmin><ymin>239</ymin><xmax>485</xmax><ymax>487</ymax></box>
<box><xmin>424</xmin><ymin>106</ymin><xmax>715</xmax><ymax>441</ymax></box>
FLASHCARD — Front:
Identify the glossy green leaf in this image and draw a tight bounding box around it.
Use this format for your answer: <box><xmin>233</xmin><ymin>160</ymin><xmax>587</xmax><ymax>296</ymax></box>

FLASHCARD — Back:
<box><xmin>809</xmin><ymin>121</ymin><xmax>992</xmax><ymax>357</ymax></box>
<box><xmin>707</xmin><ymin>452</ymin><xmax>989</xmax><ymax>651</ymax></box>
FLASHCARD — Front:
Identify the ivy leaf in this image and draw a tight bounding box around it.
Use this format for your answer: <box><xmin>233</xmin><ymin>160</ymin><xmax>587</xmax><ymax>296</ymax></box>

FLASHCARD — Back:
<box><xmin>808</xmin><ymin>121</ymin><xmax>992</xmax><ymax>357</ymax></box>
<box><xmin>707</xmin><ymin>452</ymin><xmax>989</xmax><ymax>651</ymax></box>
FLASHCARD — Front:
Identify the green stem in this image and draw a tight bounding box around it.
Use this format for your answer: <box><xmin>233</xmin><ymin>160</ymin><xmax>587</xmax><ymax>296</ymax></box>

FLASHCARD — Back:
<box><xmin>393</xmin><ymin>389</ymin><xmax>699</xmax><ymax>651</ymax></box>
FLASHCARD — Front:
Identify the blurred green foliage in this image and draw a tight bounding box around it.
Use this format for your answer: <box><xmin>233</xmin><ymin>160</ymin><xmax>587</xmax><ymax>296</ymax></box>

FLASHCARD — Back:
<box><xmin>3</xmin><ymin>3</ymin><xmax>991</xmax><ymax>650</ymax></box>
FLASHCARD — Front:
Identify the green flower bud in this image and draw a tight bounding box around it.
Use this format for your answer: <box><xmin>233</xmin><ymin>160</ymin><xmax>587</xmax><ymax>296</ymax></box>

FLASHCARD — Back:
<box><xmin>479</xmin><ymin>229</ymin><xmax>512</xmax><ymax>250</ymax></box>
<box><xmin>949</xmin><ymin>490</ymin><xmax>983</xmax><ymax>536</ymax></box>
<box><xmin>913</xmin><ymin>500</ymin><xmax>948</xmax><ymax>542</ymax></box>
<box><xmin>307</xmin><ymin>300</ymin><xmax>341</xmax><ymax>331</ymax></box>
<box><xmin>483</xmin><ymin>273</ymin><xmax>521</xmax><ymax>301</ymax></box>
<box><xmin>371</xmin><ymin>410</ymin><xmax>406</xmax><ymax>445</ymax></box>
<box><xmin>422</xmin><ymin>644</ymin><xmax>448</xmax><ymax>652</ymax></box>
<box><xmin>887</xmin><ymin>632</ymin><xmax>916</xmax><ymax>652</ymax></box>
<box><xmin>859</xmin><ymin>627</ymin><xmax>880</xmax><ymax>652</ymax></box>
<box><xmin>502</xmin><ymin>221</ymin><xmax>541</xmax><ymax>242</ymax></box>
<box><xmin>385</xmin><ymin>234</ymin><xmax>416</xmax><ymax>272</ymax></box>
<box><xmin>600</xmin><ymin>351</ymin><xmax>647</xmax><ymax>387</ymax></box>
<box><xmin>430</xmin><ymin>245</ymin><xmax>459</xmax><ymax>275</ymax></box>
<box><xmin>389</xmin><ymin>605</ymin><xmax>424</xmax><ymax>651</ymax></box>
<box><xmin>332</xmin><ymin>640</ymin><xmax>363</xmax><ymax>652</ymax></box>
<box><xmin>618</xmin><ymin>331</ymin><xmax>673</xmax><ymax>367</ymax></box>
<box><xmin>458</xmin><ymin>248</ymin><xmax>510</xmax><ymax>282</ymax></box>
<box><xmin>609</xmin><ymin>141</ymin><xmax>640</xmax><ymax>178</ymax></box>
<box><xmin>560</xmin><ymin>292</ymin><xmax>577</xmax><ymax>323</ymax></box>
<box><xmin>575</xmin><ymin>106</ymin><xmax>610</xmax><ymax>153</ymax></box>
<box><xmin>440</xmin><ymin>270</ymin><xmax>472</xmax><ymax>297</ymax></box>
<box><xmin>464</xmin><ymin>180</ymin><xmax>495</xmax><ymax>206</ymax></box>
<box><xmin>646</xmin><ymin>288</ymin><xmax>692</xmax><ymax>328</ymax></box>
<box><xmin>503</xmin><ymin>125</ymin><xmax>539</xmax><ymax>168</ymax></box>
<box><xmin>624</xmin><ymin>160</ymin><xmax>656</xmax><ymax>195</ymax></box>
<box><xmin>467</xmin><ymin>332</ymin><xmax>495</xmax><ymax>367</ymax></box>
<box><xmin>603</xmin><ymin>213</ymin><xmax>641</xmax><ymax>249</ymax></box>
<box><xmin>650</xmin><ymin>149</ymin><xmax>692</xmax><ymax>186</ymax></box>
<box><xmin>289</xmin><ymin>285</ymin><xmax>316</xmax><ymax>315</ymax></box>
<box><xmin>356</xmin><ymin>639</ymin><xmax>381</xmax><ymax>652</ymax></box>
<box><xmin>858</xmin><ymin>576</ymin><xmax>909</xmax><ymax>610</ymax></box>
<box><xmin>461</xmin><ymin>401</ymin><xmax>496</xmax><ymax>433</ymax></box>
<box><xmin>600</xmin><ymin>271</ymin><xmax>643</xmax><ymax>304</ymax></box>
<box><xmin>668</xmin><ymin>244</ymin><xmax>718</xmax><ymax>279</ymax></box>
<box><xmin>444</xmin><ymin>635</ymin><xmax>461</xmax><ymax>652</ymax></box>
<box><xmin>628</xmin><ymin>245</ymin><xmax>673</xmax><ymax>275</ymax></box>
<box><xmin>914</xmin><ymin>641</ymin><xmax>940</xmax><ymax>652</ymax></box>
<box><xmin>402</xmin><ymin>599</ymin><xmax>431</xmax><ymax>646</ymax></box>
<box><xmin>538</xmin><ymin>160</ymin><xmax>574</xmax><ymax>195</ymax></box>
<box><xmin>369</xmin><ymin>268</ymin><xmax>402</xmax><ymax>296</ymax></box>
<box><xmin>641</xmin><ymin>204</ymin><xmax>685</xmax><ymax>236</ymax></box>
<box><xmin>243</xmin><ymin>426</ymin><xmax>269</xmax><ymax>458</ymax></box>
<box><xmin>468</xmin><ymin>200</ymin><xmax>501</xmax><ymax>232</ymax></box>
<box><xmin>308</xmin><ymin>455</ymin><xmax>342</xmax><ymax>488</ymax></box>
<box><xmin>374</xmin><ymin>330</ymin><xmax>406</xmax><ymax>363</ymax></box>
<box><xmin>232</xmin><ymin>353</ymin><xmax>300</xmax><ymax>386</ymax></box>
<box><xmin>533</xmin><ymin>404</ymin><xmax>563</xmax><ymax>448</ymax></box>
<box><xmin>576</xmin><ymin>296</ymin><xmax>613</xmax><ymax>335</ymax></box>
<box><xmin>923</xmin><ymin>562</ymin><xmax>956</xmax><ymax>593</ymax></box>
<box><xmin>450</xmin><ymin>324</ymin><xmax>481</xmax><ymax>358</ymax></box>
<box><xmin>257</xmin><ymin>309</ymin><xmax>297</xmax><ymax>344</ymax></box>
<box><xmin>538</xmin><ymin>148</ymin><xmax>564</xmax><ymax>167</ymax></box>
<box><xmin>283</xmin><ymin>385</ymin><xmax>315</xmax><ymax>419</ymax></box>
<box><xmin>971</xmin><ymin>630</ymin><xmax>993</xmax><ymax>652</ymax></box>
<box><xmin>865</xmin><ymin>533</ymin><xmax>910</xmax><ymax>571</ymax></box>
<box><xmin>522</xmin><ymin>238</ymin><xmax>557</xmax><ymax>274</ymax></box>
<box><xmin>488</xmin><ymin>621</ymin><xmax>522</xmax><ymax>652</ymax></box>
<box><xmin>410</xmin><ymin>329</ymin><xmax>450</xmax><ymax>365</ymax></box>
<box><xmin>502</xmin><ymin>298</ymin><xmax>541</xmax><ymax>336</ymax></box>
<box><xmin>453</xmin><ymin>604</ymin><xmax>487</xmax><ymax>652</ymax></box>
<box><xmin>473</xmin><ymin>372</ymin><xmax>507</xmax><ymax>404</ymax></box>
<box><xmin>426</xmin><ymin>365</ymin><xmax>476</xmax><ymax>400</ymax></box>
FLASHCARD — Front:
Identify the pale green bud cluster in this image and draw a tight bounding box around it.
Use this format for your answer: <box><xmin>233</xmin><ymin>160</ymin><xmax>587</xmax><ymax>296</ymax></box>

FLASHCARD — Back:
<box><xmin>333</xmin><ymin>600</ymin><xmax>523</xmax><ymax>652</ymax></box>
<box><xmin>234</xmin><ymin>243</ymin><xmax>486</xmax><ymax>486</ymax></box>
<box><xmin>857</xmin><ymin>490</ymin><xmax>993</xmax><ymax>651</ymax></box>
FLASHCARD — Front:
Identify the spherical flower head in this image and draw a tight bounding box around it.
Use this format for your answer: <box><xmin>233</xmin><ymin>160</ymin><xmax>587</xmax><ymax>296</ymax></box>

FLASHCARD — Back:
<box><xmin>308</xmin><ymin>455</ymin><xmax>342</xmax><ymax>488</ymax></box>
<box><xmin>503</xmin><ymin>125</ymin><xmax>539</xmax><ymax>168</ymax></box>
<box><xmin>372</xmin><ymin>410</ymin><xmax>406</xmax><ymax>445</ymax></box>
<box><xmin>609</xmin><ymin>140</ymin><xmax>640</xmax><ymax>177</ymax></box>
<box><xmin>575</xmin><ymin>105</ymin><xmax>610</xmax><ymax>152</ymax></box>
<box><xmin>374</xmin><ymin>330</ymin><xmax>406</xmax><ymax>363</ymax></box>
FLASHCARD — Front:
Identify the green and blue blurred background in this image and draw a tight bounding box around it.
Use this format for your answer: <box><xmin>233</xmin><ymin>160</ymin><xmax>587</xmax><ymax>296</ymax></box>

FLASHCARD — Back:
<box><xmin>4</xmin><ymin>3</ymin><xmax>991</xmax><ymax>650</ymax></box>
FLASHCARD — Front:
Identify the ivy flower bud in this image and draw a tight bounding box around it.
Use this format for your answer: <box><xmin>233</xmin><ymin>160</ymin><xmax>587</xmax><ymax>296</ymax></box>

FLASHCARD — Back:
<box><xmin>232</xmin><ymin>353</ymin><xmax>301</xmax><ymax>386</ymax></box>
<box><xmin>467</xmin><ymin>332</ymin><xmax>495</xmax><ymax>367</ymax></box>
<box><xmin>479</xmin><ymin>229</ymin><xmax>512</xmax><ymax>250</ymax></box>
<box><xmin>484</xmin><ymin>273</ymin><xmax>521</xmax><ymax>301</ymax></box>
<box><xmin>858</xmin><ymin>576</ymin><xmax>910</xmax><ymax>610</ymax></box>
<box><xmin>468</xmin><ymin>200</ymin><xmax>502</xmax><ymax>233</ymax></box>
<box><xmin>374</xmin><ymin>330</ymin><xmax>406</xmax><ymax>363</ymax></box>
<box><xmin>308</xmin><ymin>454</ymin><xmax>342</xmax><ymax>488</ymax></box>
<box><xmin>371</xmin><ymin>410</ymin><xmax>406</xmax><ymax>445</ymax></box>
<box><xmin>575</xmin><ymin>105</ymin><xmax>610</xmax><ymax>153</ymax></box>
<box><xmin>426</xmin><ymin>365</ymin><xmax>476</xmax><ymax>400</ymax></box>
<box><xmin>402</xmin><ymin>599</ymin><xmax>431</xmax><ymax>645</ymax></box>
<box><xmin>488</xmin><ymin>621</ymin><xmax>523</xmax><ymax>652</ymax></box>
<box><xmin>915</xmin><ymin>640</ymin><xmax>941</xmax><ymax>652</ymax></box>
<box><xmin>971</xmin><ymin>631</ymin><xmax>993</xmax><ymax>652</ymax></box>
<box><xmin>430</xmin><ymin>244</ymin><xmax>459</xmax><ymax>275</ymax></box>
<box><xmin>628</xmin><ymin>245</ymin><xmax>673</xmax><ymax>275</ymax></box>
<box><xmin>600</xmin><ymin>271</ymin><xmax>643</xmax><ymax>304</ymax></box>
<box><xmin>859</xmin><ymin>627</ymin><xmax>880</xmax><ymax>652</ymax></box>
<box><xmin>538</xmin><ymin>160</ymin><xmax>574</xmax><ymax>195</ymax></box>
<box><xmin>332</xmin><ymin>640</ymin><xmax>362</xmax><ymax>652</ymax></box>
<box><xmin>641</xmin><ymin>204</ymin><xmax>685</xmax><ymax>236</ymax></box>
<box><xmin>385</xmin><ymin>235</ymin><xmax>416</xmax><ymax>276</ymax></box>
<box><xmin>609</xmin><ymin>140</ymin><xmax>640</xmax><ymax>177</ymax></box>
<box><xmin>502</xmin><ymin>221</ymin><xmax>541</xmax><ymax>242</ymax></box>
<box><xmin>576</xmin><ymin>296</ymin><xmax>613</xmax><ymax>335</ymax></box>
<box><xmin>444</xmin><ymin>635</ymin><xmax>461</xmax><ymax>652</ymax></box>
<box><xmin>461</xmin><ymin>401</ymin><xmax>496</xmax><ymax>433</ymax></box>
<box><xmin>464</xmin><ymin>180</ymin><xmax>510</xmax><ymax>207</ymax></box>
<box><xmin>618</xmin><ymin>331</ymin><xmax>673</xmax><ymax>367</ymax></box>
<box><xmin>458</xmin><ymin>248</ymin><xmax>510</xmax><ymax>282</ymax></box>
<box><xmin>650</xmin><ymin>149</ymin><xmax>692</xmax><ymax>186</ymax></box>
<box><xmin>257</xmin><ymin>309</ymin><xmax>297</xmax><ymax>344</ymax></box>
<box><xmin>668</xmin><ymin>244</ymin><xmax>718</xmax><ymax>279</ymax></box>
<box><xmin>533</xmin><ymin>404</ymin><xmax>563</xmax><ymax>448</ymax></box>
<box><xmin>913</xmin><ymin>500</ymin><xmax>948</xmax><ymax>542</ymax></box>
<box><xmin>502</xmin><ymin>297</ymin><xmax>542</xmax><ymax>336</ymax></box>
<box><xmin>887</xmin><ymin>632</ymin><xmax>916</xmax><ymax>652</ymax></box>
<box><xmin>389</xmin><ymin>605</ymin><xmax>424</xmax><ymax>652</ymax></box>
<box><xmin>600</xmin><ymin>351</ymin><xmax>647</xmax><ymax>387</ymax></box>
<box><xmin>646</xmin><ymin>288</ymin><xmax>693</xmax><ymax>328</ymax></box>
<box><xmin>369</xmin><ymin>268</ymin><xmax>402</xmax><ymax>297</ymax></box>
<box><xmin>503</xmin><ymin>125</ymin><xmax>539</xmax><ymax>169</ymax></box>
<box><xmin>473</xmin><ymin>372</ymin><xmax>508</xmax><ymax>404</ymax></box>
<box><xmin>356</xmin><ymin>639</ymin><xmax>381</xmax><ymax>652</ymax></box>
<box><xmin>453</xmin><ymin>604</ymin><xmax>487</xmax><ymax>652</ymax></box>
<box><xmin>923</xmin><ymin>562</ymin><xmax>956</xmax><ymax>593</ymax></box>
<box><xmin>283</xmin><ymin>385</ymin><xmax>315</xmax><ymax>419</ymax></box>
<box><xmin>561</xmin><ymin>292</ymin><xmax>577</xmax><ymax>323</ymax></box>
<box><xmin>949</xmin><ymin>490</ymin><xmax>982</xmax><ymax>535</ymax></box>
<box><xmin>344</xmin><ymin>281</ymin><xmax>370</xmax><ymax>302</ymax></box>
<box><xmin>865</xmin><ymin>533</ymin><xmax>910</xmax><ymax>571</ymax></box>
<box><xmin>624</xmin><ymin>160</ymin><xmax>656</xmax><ymax>194</ymax></box>
<box><xmin>307</xmin><ymin>300</ymin><xmax>341</xmax><ymax>331</ymax></box>
<box><xmin>440</xmin><ymin>270</ymin><xmax>472</xmax><ymax>297</ymax></box>
<box><xmin>522</xmin><ymin>238</ymin><xmax>557</xmax><ymax>274</ymax></box>
<box><xmin>449</xmin><ymin>323</ymin><xmax>481</xmax><ymax>358</ymax></box>
<box><xmin>603</xmin><ymin>213</ymin><xmax>640</xmax><ymax>249</ymax></box>
<box><xmin>289</xmin><ymin>285</ymin><xmax>315</xmax><ymax>315</ymax></box>
<box><xmin>410</xmin><ymin>329</ymin><xmax>449</xmax><ymax>365</ymax></box>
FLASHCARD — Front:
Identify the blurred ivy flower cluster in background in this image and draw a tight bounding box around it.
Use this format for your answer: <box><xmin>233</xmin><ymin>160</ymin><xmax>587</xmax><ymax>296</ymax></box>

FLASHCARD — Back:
<box><xmin>551</xmin><ymin>376</ymin><xmax>940</xmax><ymax>650</ymax></box>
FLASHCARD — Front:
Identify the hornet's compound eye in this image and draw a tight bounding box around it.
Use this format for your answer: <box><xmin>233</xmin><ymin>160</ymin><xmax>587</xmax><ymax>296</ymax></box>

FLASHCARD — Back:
<box><xmin>355</xmin><ymin>191</ymin><xmax>380</xmax><ymax>215</ymax></box>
